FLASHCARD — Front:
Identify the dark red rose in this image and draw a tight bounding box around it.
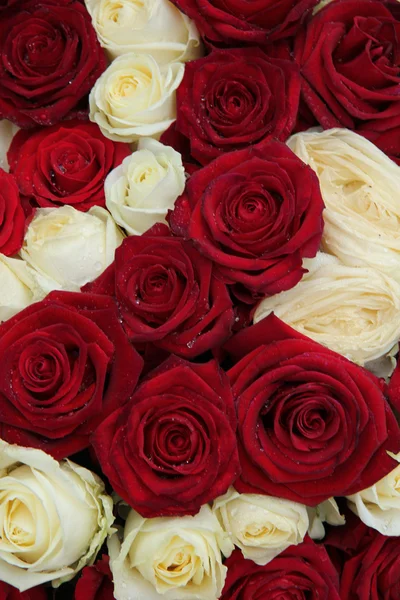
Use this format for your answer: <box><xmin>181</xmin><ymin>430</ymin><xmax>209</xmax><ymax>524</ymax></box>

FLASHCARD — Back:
<box><xmin>326</xmin><ymin>518</ymin><xmax>400</xmax><ymax>600</ymax></box>
<box><xmin>0</xmin><ymin>0</ymin><xmax>19</xmax><ymax>11</ymax></box>
<box><xmin>0</xmin><ymin>291</ymin><xmax>142</xmax><ymax>459</ymax></box>
<box><xmin>7</xmin><ymin>122</ymin><xmax>130</xmax><ymax>211</ymax></box>
<box><xmin>168</xmin><ymin>141</ymin><xmax>324</xmax><ymax>301</ymax></box>
<box><xmin>92</xmin><ymin>356</ymin><xmax>240</xmax><ymax>517</ymax></box>
<box><xmin>295</xmin><ymin>0</ymin><xmax>400</xmax><ymax>134</ymax></box>
<box><xmin>0</xmin><ymin>0</ymin><xmax>106</xmax><ymax>128</ymax></box>
<box><xmin>83</xmin><ymin>224</ymin><xmax>234</xmax><ymax>358</ymax></box>
<box><xmin>220</xmin><ymin>539</ymin><xmax>340</xmax><ymax>600</ymax></box>
<box><xmin>362</xmin><ymin>127</ymin><xmax>400</xmax><ymax>165</ymax></box>
<box><xmin>225</xmin><ymin>314</ymin><xmax>400</xmax><ymax>505</ymax></box>
<box><xmin>171</xmin><ymin>0</ymin><xmax>319</xmax><ymax>44</ymax></box>
<box><xmin>160</xmin><ymin>48</ymin><xmax>300</xmax><ymax>166</ymax></box>
<box><xmin>0</xmin><ymin>583</ymin><xmax>47</xmax><ymax>600</ymax></box>
<box><xmin>387</xmin><ymin>356</ymin><xmax>400</xmax><ymax>413</ymax></box>
<box><xmin>75</xmin><ymin>556</ymin><xmax>114</xmax><ymax>600</ymax></box>
<box><xmin>0</xmin><ymin>169</ymin><xmax>24</xmax><ymax>256</ymax></box>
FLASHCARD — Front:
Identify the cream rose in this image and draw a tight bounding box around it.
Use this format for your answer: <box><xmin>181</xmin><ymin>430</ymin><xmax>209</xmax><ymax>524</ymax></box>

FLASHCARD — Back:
<box><xmin>347</xmin><ymin>452</ymin><xmax>400</xmax><ymax>536</ymax></box>
<box><xmin>20</xmin><ymin>205</ymin><xmax>123</xmax><ymax>293</ymax></box>
<box><xmin>0</xmin><ymin>439</ymin><xmax>114</xmax><ymax>591</ymax></box>
<box><xmin>254</xmin><ymin>253</ymin><xmax>400</xmax><ymax>366</ymax></box>
<box><xmin>287</xmin><ymin>128</ymin><xmax>400</xmax><ymax>282</ymax></box>
<box><xmin>0</xmin><ymin>119</ymin><xmax>19</xmax><ymax>172</ymax></box>
<box><xmin>0</xmin><ymin>255</ymin><xmax>45</xmax><ymax>322</ymax></box>
<box><xmin>89</xmin><ymin>53</ymin><xmax>184</xmax><ymax>143</ymax></box>
<box><xmin>105</xmin><ymin>138</ymin><xmax>185</xmax><ymax>235</ymax></box>
<box><xmin>307</xmin><ymin>499</ymin><xmax>345</xmax><ymax>541</ymax></box>
<box><xmin>212</xmin><ymin>488</ymin><xmax>308</xmax><ymax>565</ymax></box>
<box><xmin>85</xmin><ymin>0</ymin><xmax>201</xmax><ymax>64</ymax></box>
<box><xmin>109</xmin><ymin>505</ymin><xmax>233</xmax><ymax>600</ymax></box>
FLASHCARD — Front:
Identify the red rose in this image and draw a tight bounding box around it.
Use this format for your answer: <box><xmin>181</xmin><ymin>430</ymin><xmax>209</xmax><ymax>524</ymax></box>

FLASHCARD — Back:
<box><xmin>160</xmin><ymin>48</ymin><xmax>300</xmax><ymax>166</ymax></box>
<box><xmin>84</xmin><ymin>224</ymin><xmax>234</xmax><ymax>358</ymax></box>
<box><xmin>7</xmin><ymin>121</ymin><xmax>130</xmax><ymax>211</ymax></box>
<box><xmin>295</xmin><ymin>0</ymin><xmax>400</xmax><ymax>134</ymax></box>
<box><xmin>0</xmin><ymin>583</ymin><xmax>47</xmax><ymax>600</ymax></box>
<box><xmin>363</xmin><ymin>127</ymin><xmax>400</xmax><ymax>166</ymax></box>
<box><xmin>387</xmin><ymin>357</ymin><xmax>400</xmax><ymax>413</ymax></box>
<box><xmin>0</xmin><ymin>169</ymin><xmax>24</xmax><ymax>256</ymax></box>
<box><xmin>0</xmin><ymin>0</ymin><xmax>19</xmax><ymax>10</ymax></box>
<box><xmin>168</xmin><ymin>141</ymin><xmax>324</xmax><ymax>301</ymax></box>
<box><xmin>327</xmin><ymin>519</ymin><xmax>400</xmax><ymax>600</ymax></box>
<box><xmin>171</xmin><ymin>0</ymin><xmax>319</xmax><ymax>44</ymax></box>
<box><xmin>225</xmin><ymin>314</ymin><xmax>400</xmax><ymax>505</ymax></box>
<box><xmin>75</xmin><ymin>556</ymin><xmax>114</xmax><ymax>600</ymax></box>
<box><xmin>92</xmin><ymin>356</ymin><xmax>240</xmax><ymax>517</ymax></box>
<box><xmin>0</xmin><ymin>291</ymin><xmax>142</xmax><ymax>459</ymax></box>
<box><xmin>0</xmin><ymin>0</ymin><xmax>106</xmax><ymax>128</ymax></box>
<box><xmin>220</xmin><ymin>539</ymin><xmax>340</xmax><ymax>600</ymax></box>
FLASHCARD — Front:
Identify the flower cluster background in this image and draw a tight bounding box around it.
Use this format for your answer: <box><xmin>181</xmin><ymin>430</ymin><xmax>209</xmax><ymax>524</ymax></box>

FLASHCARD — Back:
<box><xmin>1</xmin><ymin>0</ymin><xmax>400</xmax><ymax>599</ymax></box>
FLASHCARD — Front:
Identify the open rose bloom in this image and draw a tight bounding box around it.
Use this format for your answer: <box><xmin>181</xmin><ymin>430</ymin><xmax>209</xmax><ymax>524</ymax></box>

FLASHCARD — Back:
<box><xmin>2</xmin><ymin>0</ymin><xmax>400</xmax><ymax>598</ymax></box>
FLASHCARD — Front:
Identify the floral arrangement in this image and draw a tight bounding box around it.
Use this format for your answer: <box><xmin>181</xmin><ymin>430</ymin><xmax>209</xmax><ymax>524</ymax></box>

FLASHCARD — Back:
<box><xmin>1</xmin><ymin>0</ymin><xmax>400</xmax><ymax>599</ymax></box>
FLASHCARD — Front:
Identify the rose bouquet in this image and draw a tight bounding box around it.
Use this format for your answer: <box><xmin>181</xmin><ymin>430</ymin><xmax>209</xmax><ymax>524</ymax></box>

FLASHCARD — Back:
<box><xmin>1</xmin><ymin>0</ymin><xmax>400</xmax><ymax>599</ymax></box>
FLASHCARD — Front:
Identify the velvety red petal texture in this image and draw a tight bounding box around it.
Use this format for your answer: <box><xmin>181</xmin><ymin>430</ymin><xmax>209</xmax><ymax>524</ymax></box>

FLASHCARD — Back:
<box><xmin>171</xmin><ymin>0</ymin><xmax>319</xmax><ymax>44</ymax></box>
<box><xmin>83</xmin><ymin>224</ymin><xmax>234</xmax><ymax>359</ymax></box>
<box><xmin>0</xmin><ymin>583</ymin><xmax>47</xmax><ymax>600</ymax></box>
<box><xmin>168</xmin><ymin>141</ymin><xmax>324</xmax><ymax>300</ymax></box>
<box><xmin>75</xmin><ymin>556</ymin><xmax>114</xmax><ymax>600</ymax></box>
<box><xmin>325</xmin><ymin>515</ymin><xmax>400</xmax><ymax>600</ymax></box>
<box><xmin>92</xmin><ymin>356</ymin><xmax>240</xmax><ymax>517</ymax></box>
<box><xmin>0</xmin><ymin>169</ymin><xmax>25</xmax><ymax>256</ymax></box>
<box><xmin>160</xmin><ymin>48</ymin><xmax>301</xmax><ymax>166</ymax></box>
<box><xmin>225</xmin><ymin>314</ymin><xmax>400</xmax><ymax>505</ymax></box>
<box><xmin>295</xmin><ymin>0</ymin><xmax>400</xmax><ymax>135</ymax></box>
<box><xmin>220</xmin><ymin>538</ymin><xmax>340</xmax><ymax>600</ymax></box>
<box><xmin>0</xmin><ymin>291</ymin><xmax>143</xmax><ymax>459</ymax></box>
<box><xmin>7</xmin><ymin>121</ymin><xmax>131</xmax><ymax>211</ymax></box>
<box><xmin>0</xmin><ymin>0</ymin><xmax>106</xmax><ymax>128</ymax></box>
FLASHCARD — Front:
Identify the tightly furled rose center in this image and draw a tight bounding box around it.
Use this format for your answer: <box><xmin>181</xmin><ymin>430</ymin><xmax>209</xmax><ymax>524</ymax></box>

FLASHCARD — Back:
<box><xmin>262</xmin><ymin>381</ymin><xmax>337</xmax><ymax>450</ymax></box>
<box><xmin>143</xmin><ymin>407</ymin><xmax>207</xmax><ymax>472</ymax></box>
<box><xmin>15</xmin><ymin>327</ymin><xmax>95</xmax><ymax>406</ymax></box>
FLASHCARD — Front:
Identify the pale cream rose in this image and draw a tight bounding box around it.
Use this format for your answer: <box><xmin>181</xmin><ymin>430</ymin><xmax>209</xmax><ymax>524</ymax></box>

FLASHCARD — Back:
<box><xmin>85</xmin><ymin>0</ymin><xmax>202</xmax><ymax>64</ymax></box>
<box><xmin>109</xmin><ymin>505</ymin><xmax>233</xmax><ymax>600</ymax></box>
<box><xmin>212</xmin><ymin>487</ymin><xmax>308</xmax><ymax>565</ymax></box>
<box><xmin>347</xmin><ymin>452</ymin><xmax>400</xmax><ymax>536</ymax></box>
<box><xmin>254</xmin><ymin>252</ymin><xmax>400</xmax><ymax>366</ymax></box>
<box><xmin>0</xmin><ymin>255</ymin><xmax>45</xmax><ymax>323</ymax></box>
<box><xmin>307</xmin><ymin>499</ymin><xmax>345</xmax><ymax>540</ymax></box>
<box><xmin>313</xmin><ymin>0</ymin><xmax>333</xmax><ymax>13</ymax></box>
<box><xmin>0</xmin><ymin>439</ymin><xmax>114</xmax><ymax>591</ymax></box>
<box><xmin>20</xmin><ymin>205</ymin><xmax>123</xmax><ymax>293</ymax></box>
<box><xmin>0</xmin><ymin>119</ymin><xmax>19</xmax><ymax>172</ymax></box>
<box><xmin>89</xmin><ymin>53</ymin><xmax>184</xmax><ymax>143</ymax></box>
<box><xmin>105</xmin><ymin>138</ymin><xmax>185</xmax><ymax>235</ymax></box>
<box><xmin>287</xmin><ymin>128</ymin><xmax>400</xmax><ymax>282</ymax></box>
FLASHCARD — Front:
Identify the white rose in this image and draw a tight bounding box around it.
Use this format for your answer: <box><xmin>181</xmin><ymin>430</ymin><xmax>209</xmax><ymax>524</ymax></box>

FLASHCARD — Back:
<box><xmin>0</xmin><ymin>119</ymin><xmax>19</xmax><ymax>172</ymax></box>
<box><xmin>0</xmin><ymin>255</ymin><xmax>46</xmax><ymax>322</ymax></box>
<box><xmin>105</xmin><ymin>138</ymin><xmax>185</xmax><ymax>235</ymax></box>
<box><xmin>347</xmin><ymin>452</ymin><xmax>400</xmax><ymax>536</ymax></box>
<box><xmin>20</xmin><ymin>205</ymin><xmax>123</xmax><ymax>293</ymax></box>
<box><xmin>89</xmin><ymin>53</ymin><xmax>184</xmax><ymax>143</ymax></box>
<box><xmin>287</xmin><ymin>128</ymin><xmax>400</xmax><ymax>282</ymax></box>
<box><xmin>212</xmin><ymin>487</ymin><xmax>308</xmax><ymax>566</ymax></box>
<box><xmin>307</xmin><ymin>498</ymin><xmax>345</xmax><ymax>540</ymax></box>
<box><xmin>254</xmin><ymin>252</ymin><xmax>400</xmax><ymax>366</ymax></box>
<box><xmin>109</xmin><ymin>505</ymin><xmax>233</xmax><ymax>600</ymax></box>
<box><xmin>0</xmin><ymin>439</ymin><xmax>114</xmax><ymax>591</ymax></box>
<box><xmin>85</xmin><ymin>0</ymin><xmax>202</xmax><ymax>64</ymax></box>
